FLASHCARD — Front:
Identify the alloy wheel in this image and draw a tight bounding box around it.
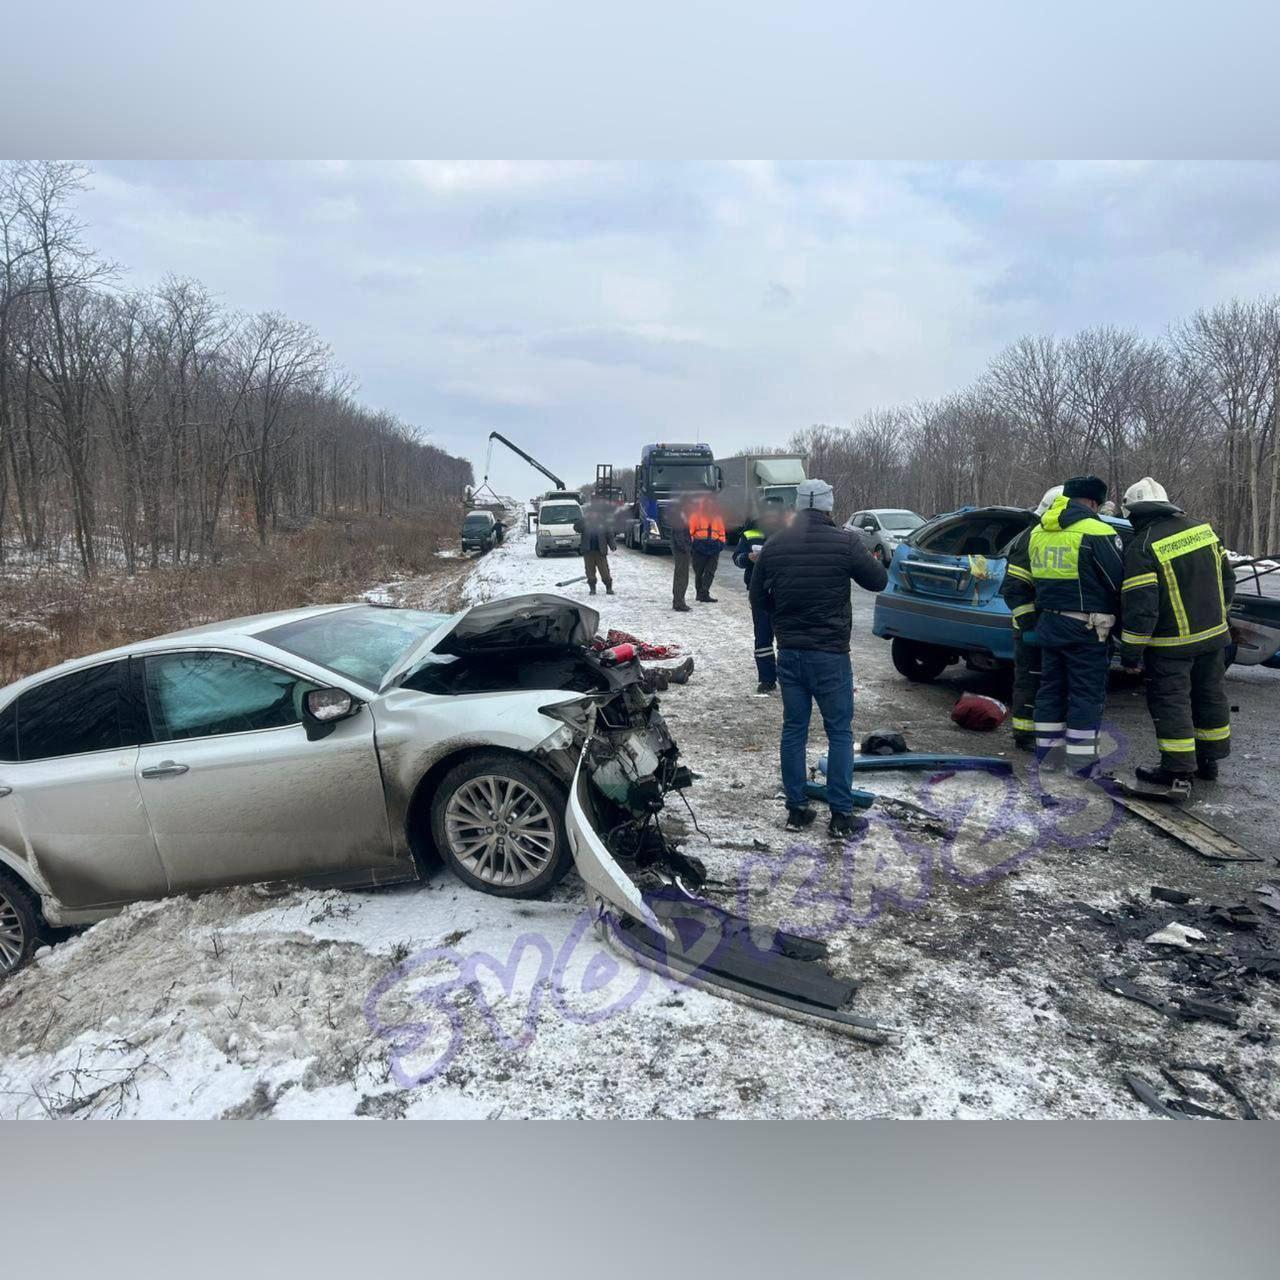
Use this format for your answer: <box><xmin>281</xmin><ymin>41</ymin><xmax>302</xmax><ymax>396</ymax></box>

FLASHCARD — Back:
<box><xmin>444</xmin><ymin>774</ymin><xmax>557</xmax><ymax>888</ymax></box>
<box><xmin>0</xmin><ymin>889</ymin><xmax>25</xmax><ymax>973</ymax></box>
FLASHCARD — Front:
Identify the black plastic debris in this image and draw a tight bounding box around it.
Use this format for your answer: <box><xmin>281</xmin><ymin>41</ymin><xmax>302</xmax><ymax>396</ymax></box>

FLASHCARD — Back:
<box><xmin>1124</xmin><ymin>1072</ymin><xmax>1187</xmax><ymax>1119</ymax></box>
<box><xmin>1151</xmin><ymin>886</ymin><xmax>1193</xmax><ymax>905</ymax></box>
<box><xmin>1173</xmin><ymin>996</ymin><xmax>1239</xmax><ymax>1028</ymax></box>
<box><xmin>1125</xmin><ymin>1062</ymin><xmax>1261</xmax><ymax>1120</ymax></box>
<box><xmin>861</xmin><ymin>729</ymin><xmax>909</xmax><ymax>756</ymax></box>
<box><xmin>1255</xmin><ymin>884</ymin><xmax>1280</xmax><ymax>917</ymax></box>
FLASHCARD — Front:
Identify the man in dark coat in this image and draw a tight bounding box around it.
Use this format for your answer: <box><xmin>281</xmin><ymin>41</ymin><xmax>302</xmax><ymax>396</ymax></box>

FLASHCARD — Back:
<box><xmin>671</xmin><ymin>496</ymin><xmax>694</xmax><ymax>612</ymax></box>
<box><xmin>1003</xmin><ymin>475</ymin><xmax>1125</xmax><ymax>774</ymax></box>
<box><xmin>1118</xmin><ymin>477</ymin><xmax>1235</xmax><ymax>792</ymax></box>
<box><xmin>732</xmin><ymin>506</ymin><xmax>787</xmax><ymax>693</ymax></box>
<box><xmin>749</xmin><ymin>479</ymin><xmax>887</xmax><ymax>838</ymax></box>
<box><xmin>574</xmin><ymin>498</ymin><xmax>617</xmax><ymax>596</ymax></box>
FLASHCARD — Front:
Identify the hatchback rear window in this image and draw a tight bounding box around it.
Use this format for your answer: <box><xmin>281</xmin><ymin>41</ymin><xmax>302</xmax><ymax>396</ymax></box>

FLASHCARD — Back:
<box><xmin>915</xmin><ymin>513</ymin><xmax>1035</xmax><ymax>557</ymax></box>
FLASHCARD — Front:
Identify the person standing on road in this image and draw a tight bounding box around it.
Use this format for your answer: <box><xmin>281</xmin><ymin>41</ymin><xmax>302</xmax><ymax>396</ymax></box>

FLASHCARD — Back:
<box><xmin>1004</xmin><ymin>476</ymin><xmax>1124</xmax><ymax>774</ymax></box>
<box><xmin>999</xmin><ymin>485</ymin><xmax>1063</xmax><ymax>751</ymax></box>
<box><xmin>1117</xmin><ymin>477</ymin><xmax>1235</xmax><ymax>793</ymax></box>
<box><xmin>749</xmin><ymin>479</ymin><xmax>887</xmax><ymax>837</ymax></box>
<box><xmin>574</xmin><ymin>498</ymin><xmax>616</xmax><ymax>596</ymax></box>
<box><xmin>733</xmin><ymin>505</ymin><xmax>787</xmax><ymax>693</ymax></box>
<box><xmin>689</xmin><ymin>493</ymin><xmax>727</xmax><ymax>602</ymax></box>
<box><xmin>671</xmin><ymin>495</ymin><xmax>694</xmax><ymax>612</ymax></box>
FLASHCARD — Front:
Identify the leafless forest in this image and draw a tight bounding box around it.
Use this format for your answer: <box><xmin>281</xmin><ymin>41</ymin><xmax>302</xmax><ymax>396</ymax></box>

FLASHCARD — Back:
<box><xmin>789</xmin><ymin>311</ymin><xmax>1280</xmax><ymax>554</ymax></box>
<box><xmin>0</xmin><ymin>161</ymin><xmax>472</xmax><ymax>581</ymax></box>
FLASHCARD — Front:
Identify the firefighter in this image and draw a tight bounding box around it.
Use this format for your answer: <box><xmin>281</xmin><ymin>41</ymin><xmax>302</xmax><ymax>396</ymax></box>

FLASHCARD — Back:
<box><xmin>1000</xmin><ymin>485</ymin><xmax>1063</xmax><ymax>751</ymax></box>
<box><xmin>1117</xmin><ymin>477</ymin><xmax>1235</xmax><ymax>792</ymax></box>
<box><xmin>732</xmin><ymin>505</ymin><xmax>787</xmax><ymax>693</ymax></box>
<box><xmin>688</xmin><ymin>493</ymin><xmax>727</xmax><ymax>602</ymax></box>
<box><xmin>1004</xmin><ymin>475</ymin><xmax>1124</xmax><ymax>773</ymax></box>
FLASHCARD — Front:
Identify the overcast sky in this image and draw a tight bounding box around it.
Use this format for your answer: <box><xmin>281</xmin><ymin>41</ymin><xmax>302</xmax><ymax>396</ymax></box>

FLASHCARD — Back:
<box><xmin>76</xmin><ymin>161</ymin><xmax>1280</xmax><ymax>497</ymax></box>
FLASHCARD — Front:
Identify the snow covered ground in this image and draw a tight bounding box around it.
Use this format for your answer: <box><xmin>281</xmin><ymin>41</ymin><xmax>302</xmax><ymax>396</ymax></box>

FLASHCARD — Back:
<box><xmin>2</xmin><ymin>520</ymin><xmax>1277</xmax><ymax>1119</ymax></box>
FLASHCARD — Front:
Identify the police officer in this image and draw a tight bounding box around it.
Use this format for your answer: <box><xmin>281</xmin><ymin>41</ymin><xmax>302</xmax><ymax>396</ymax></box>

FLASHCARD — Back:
<box><xmin>1000</xmin><ymin>485</ymin><xmax>1063</xmax><ymax>751</ymax></box>
<box><xmin>732</xmin><ymin>506</ymin><xmax>786</xmax><ymax>693</ymax></box>
<box><xmin>1117</xmin><ymin>477</ymin><xmax>1235</xmax><ymax>792</ymax></box>
<box><xmin>1004</xmin><ymin>476</ymin><xmax>1124</xmax><ymax>773</ymax></box>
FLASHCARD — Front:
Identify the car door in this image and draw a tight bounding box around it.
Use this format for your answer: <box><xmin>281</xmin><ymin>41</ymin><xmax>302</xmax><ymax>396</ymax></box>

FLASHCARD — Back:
<box><xmin>135</xmin><ymin>648</ymin><xmax>397</xmax><ymax>892</ymax></box>
<box><xmin>0</xmin><ymin>660</ymin><xmax>168</xmax><ymax>911</ymax></box>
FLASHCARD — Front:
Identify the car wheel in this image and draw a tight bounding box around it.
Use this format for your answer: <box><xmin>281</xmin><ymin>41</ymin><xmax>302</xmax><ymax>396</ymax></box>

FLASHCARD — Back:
<box><xmin>430</xmin><ymin>752</ymin><xmax>572</xmax><ymax>898</ymax></box>
<box><xmin>0</xmin><ymin>867</ymin><xmax>40</xmax><ymax>977</ymax></box>
<box><xmin>535</xmin><ymin>545</ymin><xmax>545</xmax><ymax>558</ymax></box>
<box><xmin>891</xmin><ymin>637</ymin><xmax>952</xmax><ymax>683</ymax></box>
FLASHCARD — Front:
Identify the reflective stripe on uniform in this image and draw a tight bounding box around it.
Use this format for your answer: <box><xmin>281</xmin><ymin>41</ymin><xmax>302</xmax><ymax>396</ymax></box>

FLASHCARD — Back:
<box><xmin>1122</xmin><ymin>572</ymin><xmax>1158</xmax><ymax>591</ymax></box>
<box><xmin>1194</xmin><ymin>725</ymin><xmax>1231</xmax><ymax>742</ymax></box>
<box><xmin>1144</xmin><ymin>622</ymin><xmax>1230</xmax><ymax>648</ymax></box>
<box><xmin>1034</xmin><ymin>721</ymin><xmax>1065</xmax><ymax>731</ymax></box>
<box><xmin>1151</xmin><ymin>523</ymin><xmax>1218</xmax><ymax>563</ymax></box>
<box><xmin>1157</xmin><ymin>737</ymin><xmax>1196</xmax><ymax>753</ymax></box>
<box><xmin>1006</xmin><ymin>563</ymin><xmax>1034</xmax><ymax>583</ymax></box>
<box><xmin>1012</xmin><ymin>717</ymin><xmax>1034</xmax><ymax>731</ymax></box>
<box><xmin>1011</xmin><ymin>602</ymin><xmax>1036</xmax><ymax>619</ymax></box>
<box><xmin>1120</xmin><ymin>630</ymin><xmax>1151</xmax><ymax>646</ymax></box>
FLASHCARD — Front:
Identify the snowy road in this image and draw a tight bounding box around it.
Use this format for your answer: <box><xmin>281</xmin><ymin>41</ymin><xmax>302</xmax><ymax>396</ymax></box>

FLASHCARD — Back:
<box><xmin>1</xmin><ymin>522</ymin><xmax>1277</xmax><ymax>1119</ymax></box>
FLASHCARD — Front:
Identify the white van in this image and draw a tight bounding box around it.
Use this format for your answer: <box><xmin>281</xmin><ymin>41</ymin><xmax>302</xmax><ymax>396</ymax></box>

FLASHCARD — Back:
<box><xmin>534</xmin><ymin>498</ymin><xmax>583</xmax><ymax>557</ymax></box>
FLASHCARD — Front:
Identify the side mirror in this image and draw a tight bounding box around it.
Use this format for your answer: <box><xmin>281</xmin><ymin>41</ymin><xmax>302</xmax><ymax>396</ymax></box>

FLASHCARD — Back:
<box><xmin>302</xmin><ymin>687</ymin><xmax>361</xmax><ymax>741</ymax></box>
<box><xmin>714</xmin><ymin>465</ymin><xmax>724</xmax><ymax>489</ymax></box>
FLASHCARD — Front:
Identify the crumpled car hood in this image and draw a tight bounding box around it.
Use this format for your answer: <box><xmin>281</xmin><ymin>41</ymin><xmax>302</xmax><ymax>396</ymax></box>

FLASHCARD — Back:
<box><xmin>381</xmin><ymin>593</ymin><xmax>599</xmax><ymax>689</ymax></box>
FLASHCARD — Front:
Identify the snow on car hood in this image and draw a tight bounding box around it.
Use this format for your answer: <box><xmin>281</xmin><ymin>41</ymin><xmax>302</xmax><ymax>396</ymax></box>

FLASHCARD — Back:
<box><xmin>380</xmin><ymin>594</ymin><xmax>600</xmax><ymax>689</ymax></box>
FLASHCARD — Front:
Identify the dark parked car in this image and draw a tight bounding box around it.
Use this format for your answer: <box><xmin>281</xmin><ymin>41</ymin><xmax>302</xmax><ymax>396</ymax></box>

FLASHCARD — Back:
<box><xmin>461</xmin><ymin>510</ymin><xmax>503</xmax><ymax>553</ymax></box>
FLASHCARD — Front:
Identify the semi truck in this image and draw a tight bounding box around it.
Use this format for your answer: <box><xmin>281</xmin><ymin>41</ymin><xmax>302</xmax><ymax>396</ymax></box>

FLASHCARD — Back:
<box><xmin>624</xmin><ymin>442</ymin><xmax>720</xmax><ymax>553</ymax></box>
<box><xmin>717</xmin><ymin>453</ymin><xmax>808</xmax><ymax>539</ymax></box>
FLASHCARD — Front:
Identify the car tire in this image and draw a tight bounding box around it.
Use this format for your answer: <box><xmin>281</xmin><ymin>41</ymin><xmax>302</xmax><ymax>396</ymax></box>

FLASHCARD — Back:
<box><xmin>0</xmin><ymin>866</ymin><xmax>41</xmax><ymax>978</ymax></box>
<box><xmin>430</xmin><ymin>752</ymin><xmax>573</xmax><ymax>898</ymax></box>
<box><xmin>891</xmin><ymin>637</ymin><xmax>951</xmax><ymax>683</ymax></box>
<box><xmin>535</xmin><ymin>545</ymin><xmax>546</xmax><ymax>558</ymax></box>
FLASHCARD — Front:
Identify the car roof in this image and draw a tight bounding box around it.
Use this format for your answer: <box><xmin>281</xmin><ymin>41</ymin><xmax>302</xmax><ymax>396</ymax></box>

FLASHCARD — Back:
<box><xmin>0</xmin><ymin>604</ymin><xmax>362</xmax><ymax>697</ymax></box>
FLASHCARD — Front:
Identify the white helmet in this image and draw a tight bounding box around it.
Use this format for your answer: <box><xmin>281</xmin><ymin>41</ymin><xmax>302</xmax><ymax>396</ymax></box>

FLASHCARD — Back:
<box><xmin>1034</xmin><ymin>485</ymin><xmax>1064</xmax><ymax>517</ymax></box>
<box><xmin>1122</xmin><ymin>477</ymin><xmax>1168</xmax><ymax>514</ymax></box>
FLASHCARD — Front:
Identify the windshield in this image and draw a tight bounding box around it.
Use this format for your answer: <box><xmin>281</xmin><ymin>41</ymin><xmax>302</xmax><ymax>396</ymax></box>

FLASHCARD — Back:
<box><xmin>259</xmin><ymin>606</ymin><xmax>451</xmax><ymax>689</ymax></box>
<box><xmin>463</xmin><ymin>514</ymin><xmax>491</xmax><ymax>529</ymax></box>
<box><xmin>879</xmin><ymin>511</ymin><xmax>925</xmax><ymax>531</ymax></box>
<box><xmin>649</xmin><ymin>461</ymin><xmax>716</xmax><ymax>492</ymax></box>
<box><xmin>762</xmin><ymin>486</ymin><xmax>797</xmax><ymax>508</ymax></box>
<box><xmin>539</xmin><ymin>504</ymin><xmax>580</xmax><ymax>524</ymax></box>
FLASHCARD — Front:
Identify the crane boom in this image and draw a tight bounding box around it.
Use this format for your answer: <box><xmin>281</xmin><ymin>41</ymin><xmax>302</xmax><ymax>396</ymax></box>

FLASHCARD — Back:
<box><xmin>483</xmin><ymin>431</ymin><xmax>567</xmax><ymax>492</ymax></box>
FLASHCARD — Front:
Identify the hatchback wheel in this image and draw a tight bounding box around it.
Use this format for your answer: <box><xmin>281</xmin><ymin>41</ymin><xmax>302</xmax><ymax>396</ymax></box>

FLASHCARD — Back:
<box><xmin>891</xmin><ymin>637</ymin><xmax>952</xmax><ymax>683</ymax></box>
<box><xmin>430</xmin><ymin>753</ymin><xmax>572</xmax><ymax>897</ymax></box>
<box><xmin>0</xmin><ymin>868</ymin><xmax>39</xmax><ymax>977</ymax></box>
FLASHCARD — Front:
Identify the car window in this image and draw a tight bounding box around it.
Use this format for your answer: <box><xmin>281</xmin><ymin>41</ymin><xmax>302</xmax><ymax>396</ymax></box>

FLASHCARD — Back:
<box><xmin>16</xmin><ymin>661</ymin><xmax>127</xmax><ymax>761</ymax></box>
<box><xmin>259</xmin><ymin>606</ymin><xmax>450</xmax><ymax>688</ymax></box>
<box><xmin>538</xmin><ymin>504</ymin><xmax>580</xmax><ymax>524</ymax></box>
<box><xmin>916</xmin><ymin>513</ymin><xmax>1035</xmax><ymax>556</ymax></box>
<box><xmin>145</xmin><ymin>651</ymin><xmax>310</xmax><ymax>742</ymax></box>
<box><xmin>879</xmin><ymin>511</ymin><xmax>924</xmax><ymax>531</ymax></box>
<box><xmin>862</xmin><ymin>516</ymin><xmax>880</xmax><ymax>530</ymax></box>
<box><xmin>0</xmin><ymin>699</ymin><xmax>16</xmax><ymax>762</ymax></box>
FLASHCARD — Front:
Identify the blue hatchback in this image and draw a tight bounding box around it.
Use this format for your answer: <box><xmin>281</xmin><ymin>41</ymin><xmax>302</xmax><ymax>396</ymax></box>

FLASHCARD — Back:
<box><xmin>872</xmin><ymin>504</ymin><xmax>1131</xmax><ymax>682</ymax></box>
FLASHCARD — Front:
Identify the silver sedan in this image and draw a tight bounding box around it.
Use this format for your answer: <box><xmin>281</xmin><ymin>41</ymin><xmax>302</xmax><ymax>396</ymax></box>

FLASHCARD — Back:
<box><xmin>0</xmin><ymin>595</ymin><xmax>680</xmax><ymax>975</ymax></box>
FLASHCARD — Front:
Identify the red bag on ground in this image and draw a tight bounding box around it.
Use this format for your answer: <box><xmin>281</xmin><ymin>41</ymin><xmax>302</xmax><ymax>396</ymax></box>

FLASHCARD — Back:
<box><xmin>950</xmin><ymin>693</ymin><xmax>1008</xmax><ymax>731</ymax></box>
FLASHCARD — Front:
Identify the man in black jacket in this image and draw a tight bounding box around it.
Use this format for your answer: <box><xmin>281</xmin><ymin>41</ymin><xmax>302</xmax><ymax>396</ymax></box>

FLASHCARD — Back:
<box><xmin>749</xmin><ymin>479</ymin><xmax>888</xmax><ymax>837</ymax></box>
<box><xmin>573</xmin><ymin>498</ymin><xmax>617</xmax><ymax>596</ymax></box>
<box><xmin>1118</xmin><ymin>477</ymin><xmax>1235</xmax><ymax>792</ymax></box>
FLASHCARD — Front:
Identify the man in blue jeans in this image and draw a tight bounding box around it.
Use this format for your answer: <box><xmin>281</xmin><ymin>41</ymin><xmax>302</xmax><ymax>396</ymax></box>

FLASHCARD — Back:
<box><xmin>749</xmin><ymin>479</ymin><xmax>888</xmax><ymax>837</ymax></box>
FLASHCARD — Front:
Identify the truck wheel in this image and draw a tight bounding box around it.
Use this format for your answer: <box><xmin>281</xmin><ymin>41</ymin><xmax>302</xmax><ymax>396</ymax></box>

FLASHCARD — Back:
<box><xmin>891</xmin><ymin>638</ymin><xmax>951</xmax><ymax>683</ymax></box>
<box><xmin>0</xmin><ymin>866</ymin><xmax>40</xmax><ymax>976</ymax></box>
<box><xmin>430</xmin><ymin>753</ymin><xmax>572</xmax><ymax>897</ymax></box>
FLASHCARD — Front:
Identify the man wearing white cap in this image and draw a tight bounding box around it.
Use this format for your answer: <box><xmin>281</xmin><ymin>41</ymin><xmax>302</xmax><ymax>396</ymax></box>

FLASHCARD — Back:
<box><xmin>749</xmin><ymin>478</ymin><xmax>887</xmax><ymax>837</ymax></box>
<box><xmin>1118</xmin><ymin>478</ymin><xmax>1235</xmax><ymax>793</ymax></box>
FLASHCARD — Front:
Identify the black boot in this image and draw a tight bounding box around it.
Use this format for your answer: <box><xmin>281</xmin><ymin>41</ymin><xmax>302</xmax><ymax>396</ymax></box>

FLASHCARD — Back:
<box><xmin>828</xmin><ymin>812</ymin><xmax>867</xmax><ymax>839</ymax></box>
<box><xmin>1135</xmin><ymin>764</ymin><xmax>1194</xmax><ymax>795</ymax></box>
<box><xmin>1013</xmin><ymin>734</ymin><xmax>1035</xmax><ymax>753</ymax></box>
<box><xmin>673</xmin><ymin>601</ymin><xmax>690</xmax><ymax>612</ymax></box>
<box><xmin>588</xmin><ymin>585</ymin><xmax>596</xmax><ymax>595</ymax></box>
<box><xmin>756</xmin><ymin>681</ymin><xmax>776</xmax><ymax>695</ymax></box>
<box><xmin>1196</xmin><ymin>758</ymin><xmax>1219</xmax><ymax>782</ymax></box>
<box><xmin>605</xmin><ymin>585</ymin><xmax>614</xmax><ymax>595</ymax></box>
<box><xmin>785</xmin><ymin>806</ymin><xmax>817</xmax><ymax>832</ymax></box>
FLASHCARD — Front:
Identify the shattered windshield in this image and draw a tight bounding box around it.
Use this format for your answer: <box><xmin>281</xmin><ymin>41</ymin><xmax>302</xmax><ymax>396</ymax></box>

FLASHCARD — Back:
<box><xmin>259</xmin><ymin>606</ymin><xmax>451</xmax><ymax>689</ymax></box>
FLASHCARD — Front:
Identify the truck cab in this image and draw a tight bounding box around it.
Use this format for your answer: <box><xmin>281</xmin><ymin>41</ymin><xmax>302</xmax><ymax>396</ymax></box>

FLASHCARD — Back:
<box><xmin>626</xmin><ymin>443</ymin><xmax>720</xmax><ymax>553</ymax></box>
<box><xmin>534</xmin><ymin>495</ymin><xmax>584</xmax><ymax>557</ymax></box>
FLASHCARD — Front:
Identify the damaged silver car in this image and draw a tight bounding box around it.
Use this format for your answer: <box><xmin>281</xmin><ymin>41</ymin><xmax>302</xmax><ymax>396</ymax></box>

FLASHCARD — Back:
<box><xmin>0</xmin><ymin>594</ymin><xmax>691</xmax><ymax>975</ymax></box>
